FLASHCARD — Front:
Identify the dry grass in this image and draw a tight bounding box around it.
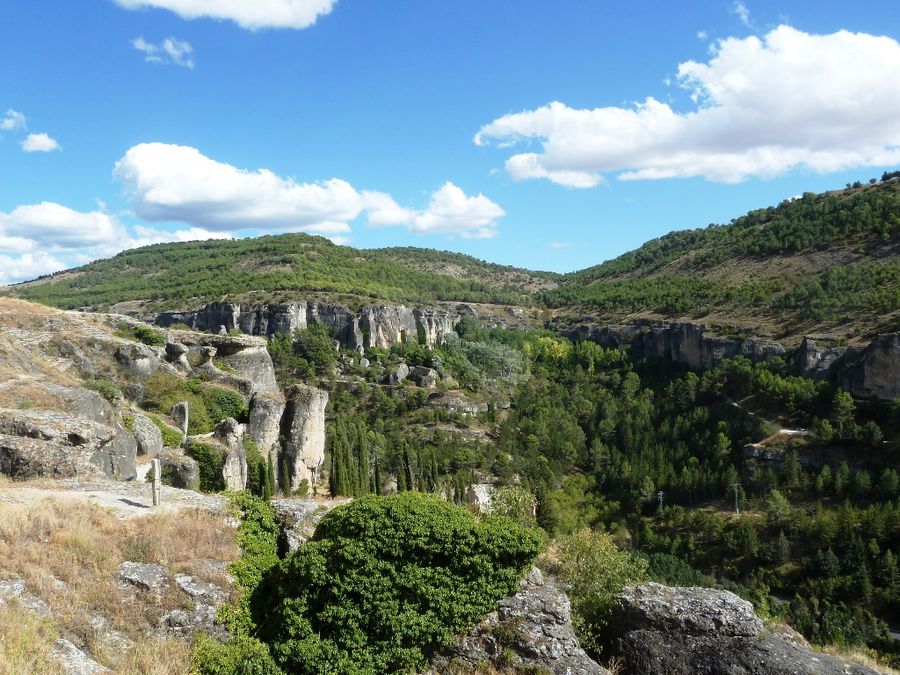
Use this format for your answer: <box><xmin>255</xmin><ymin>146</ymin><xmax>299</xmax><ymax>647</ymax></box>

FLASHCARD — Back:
<box><xmin>0</xmin><ymin>497</ymin><xmax>239</xmax><ymax>673</ymax></box>
<box><xmin>820</xmin><ymin>645</ymin><xmax>899</xmax><ymax>675</ymax></box>
<box><xmin>0</xmin><ymin>605</ymin><xmax>61</xmax><ymax>675</ymax></box>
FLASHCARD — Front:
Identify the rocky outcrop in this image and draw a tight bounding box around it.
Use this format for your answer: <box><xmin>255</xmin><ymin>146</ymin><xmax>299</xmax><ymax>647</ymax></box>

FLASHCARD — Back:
<box><xmin>840</xmin><ymin>333</ymin><xmax>900</xmax><ymax>401</ymax></box>
<box><xmin>158</xmin><ymin>449</ymin><xmax>199</xmax><ymax>490</ymax></box>
<box><xmin>793</xmin><ymin>335</ymin><xmax>852</xmax><ymax>380</ymax></box>
<box><xmin>271</xmin><ymin>499</ymin><xmax>331</xmax><ymax>554</ymax></box>
<box><xmin>0</xmin><ymin>408</ymin><xmax>135</xmax><ymax>481</ymax></box>
<box><xmin>247</xmin><ymin>391</ymin><xmax>285</xmax><ymax>464</ymax></box>
<box><xmin>156</xmin><ymin>301</ymin><xmax>459</xmax><ymax>350</ymax></box>
<box><xmin>131</xmin><ymin>413</ymin><xmax>163</xmax><ymax>458</ymax></box>
<box><xmin>608</xmin><ymin>583</ymin><xmax>880</xmax><ymax>675</ymax></box>
<box><xmin>565</xmin><ymin>320</ymin><xmax>786</xmax><ymax>371</ymax></box>
<box><xmin>167</xmin><ymin>331</ymin><xmax>279</xmax><ymax>396</ymax></box>
<box><xmin>430</xmin><ymin>568</ymin><xmax>606</xmax><ymax>675</ymax></box>
<box><xmin>410</xmin><ymin>366</ymin><xmax>438</xmax><ymax>388</ymax></box>
<box><xmin>389</xmin><ymin>362</ymin><xmax>410</xmax><ymax>384</ymax></box>
<box><xmin>281</xmin><ymin>384</ymin><xmax>328</xmax><ymax>490</ymax></box>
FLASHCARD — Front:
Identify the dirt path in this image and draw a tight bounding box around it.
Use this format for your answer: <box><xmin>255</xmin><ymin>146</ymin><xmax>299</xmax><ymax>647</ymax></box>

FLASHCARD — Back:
<box><xmin>0</xmin><ymin>478</ymin><xmax>228</xmax><ymax>520</ymax></box>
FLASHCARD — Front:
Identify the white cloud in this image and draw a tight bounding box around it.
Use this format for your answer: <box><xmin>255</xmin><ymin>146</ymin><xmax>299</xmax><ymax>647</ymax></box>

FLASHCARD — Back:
<box><xmin>0</xmin><ymin>252</ymin><xmax>67</xmax><ymax>286</ymax></box>
<box><xmin>0</xmin><ymin>203</ymin><xmax>117</xmax><ymax>248</ymax></box>
<box><xmin>549</xmin><ymin>241</ymin><xmax>570</xmax><ymax>249</ymax></box>
<box><xmin>114</xmin><ymin>0</ymin><xmax>336</xmax><ymax>30</ymax></box>
<box><xmin>114</xmin><ymin>143</ymin><xmax>373</xmax><ymax>235</ymax></box>
<box><xmin>132</xmin><ymin>36</ymin><xmax>195</xmax><ymax>68</ymax></box>
<box><xmin>21</xmin><ymin>133</ymin><xmax>61</xmax><ymax>153</ymax></box>
<box><xmin>0</xmin><ymin>109</ymin><xmax>26</xmax><ymax>131</ymax></box>
<box><xmin>730</xmin><ymin>1</ymin><xmax>754</xmax><ymax>29</ymax></box>
<box><xmin>697</xmin><ymin>30</ymin><xmax>708</xmax><ymax>41</ymax></box>
<box><xmin>366</xmin><ymin>182</ymin><xmax>505</xmax><ymax>239</ymax></box>
<box><xmin>475</xmin><ymin>26</ymin><xmax>900</xmax><ymax>187</ymax></box>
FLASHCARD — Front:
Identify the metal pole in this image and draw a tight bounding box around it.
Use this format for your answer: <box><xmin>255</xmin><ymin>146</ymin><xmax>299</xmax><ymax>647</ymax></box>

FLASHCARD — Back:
<box><xmin>152</xmin><ymin>458</ymin><xmax>161</xmax><ymax>506</ymax></box>
<box><xmin>731</xmin><ymin>482</ymin><xmax>740</xmax><ymax>514</ymax></box>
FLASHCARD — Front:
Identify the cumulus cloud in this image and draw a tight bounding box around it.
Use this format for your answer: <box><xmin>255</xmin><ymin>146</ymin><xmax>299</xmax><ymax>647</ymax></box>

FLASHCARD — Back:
<box><xmin>21</xmin><ymin>133</ymin><xmax>61</xmax><ymax>153</ymax></box>
<box><xmin>114</xmin><ymin>0</ymin><xmax>336</xmax><ymax>30</ymax></box>
<box><xmin>0</xmin><ymin>109</ymin><xmax>26</xmax><ymax>131</ymax></box>
<box><xmin>132</xmin><ymin>36</ymin><xmax>195</xmax><ymax>68</ymax></box>
<box><xmin>114</xmin><ymin>143</ymin><xmax>371</xmax><ymax>235</ymax></box>
<box><xmin>366</xmin><ymin>182</ymin><xmax>505</xmax><ymax>239</ymax></box>
<box><xmin>475</xmin><ymin>26</ymin><xmax>900</xmax><ymax>187</ymax></box>
<box><xmin>0</xmin><ymin>201</ymin><xmax>244</xmax><ymax>284</ymax></box>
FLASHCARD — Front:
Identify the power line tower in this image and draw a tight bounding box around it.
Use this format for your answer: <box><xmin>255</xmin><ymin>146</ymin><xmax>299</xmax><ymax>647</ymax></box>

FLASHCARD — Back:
<box><xmin>657</xmin><ymin>490</ymin><xmax>665</xmax><ymax>516</ymax></box>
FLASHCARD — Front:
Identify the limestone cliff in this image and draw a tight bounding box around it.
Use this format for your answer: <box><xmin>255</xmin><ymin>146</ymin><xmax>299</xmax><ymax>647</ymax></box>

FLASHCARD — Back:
<box><xmin>280</xmin><ymin>384</ymin><xmax>329</xmax><ymax>490</ymax></box>
<box><xmin>155</xmin><ymin>300</ymin><xmax>459</xmax><ymax>350</ymax></box>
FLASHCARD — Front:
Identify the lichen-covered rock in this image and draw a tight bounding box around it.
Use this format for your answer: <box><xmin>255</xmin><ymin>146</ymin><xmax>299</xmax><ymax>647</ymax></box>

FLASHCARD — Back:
<box><xmin>213</xmin><ymin>417</ymin><xmax>244</xmax><ymax>451</ymax></box>
<box><xmin>282</xmin><ymin>384</ymin><xmax>328</xmax><ymax>489</ymax></box>
<box><xmin>430</xmin><ymin>568</ymin><xmax>606</xmax><ymax>675</ymax></box>
<box><xmin>52</xmin><ymin>638</ymin><xmax>110</xmax><ymax>675</ymax></box>
<box><xmin>118</xmin><ymin>561</ymin><xmax>168</xmax><ymax>593</ymax></box>
<box><xmin>609</xmin><ymin>583</ymin><xmax>880</xmax><ymax>675</ymax></box>
<box><xmin>114</xmin><ymin>342</ymin><xmax>161</xmax><ymax>379</ymax></box>
<box><xmin>132</xmin><ymin>413</ymin><xmax>163</xmax><ymax>458</ymax></box>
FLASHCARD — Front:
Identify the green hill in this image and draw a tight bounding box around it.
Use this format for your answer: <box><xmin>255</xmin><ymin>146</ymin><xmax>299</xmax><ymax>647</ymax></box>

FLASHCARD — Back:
<box><xmin>546</xmin><ymin>177</ymin><xmax>900</xmax><ymax>340</ymax></box>
<box><xmin>9</xmin><ymin>177</ymin><xmax>899</xmax><ymax>339</ymax></box>
<box><xmin>11</xmin><ymin>234</ymin><xmax>559</xmax><ymax>312</ymax></box>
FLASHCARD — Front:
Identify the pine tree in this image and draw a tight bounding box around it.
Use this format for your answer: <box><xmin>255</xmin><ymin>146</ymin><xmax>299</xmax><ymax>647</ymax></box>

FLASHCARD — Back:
<box><xmin>266</xmin><ymin>455</ymin><xmax>276</xmax><ymax>499</ymax></box>
<box><xmin>280</xmin><ymin>458</ymin><xmax>292</xmax><ymax>496</ymax></box>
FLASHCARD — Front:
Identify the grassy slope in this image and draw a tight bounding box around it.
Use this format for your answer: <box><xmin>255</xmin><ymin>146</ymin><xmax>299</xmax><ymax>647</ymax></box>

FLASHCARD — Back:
<box><xmin>8</xmin><ymin>179</ymin><xmax>899</xmax><ymax>339</ymax></box>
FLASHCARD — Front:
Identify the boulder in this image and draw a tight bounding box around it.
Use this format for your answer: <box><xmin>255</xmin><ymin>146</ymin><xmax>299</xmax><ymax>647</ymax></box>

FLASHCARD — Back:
<box><xmin>389</xmin><ymin>362</ymin><xmax>410</xmax><ymax>384</ymax></box>
<box><xmin>609</xmin><ymin>583</ymin><xmax>880</xmax><ymax>675</ymax></box>
<box><xmin>132</xmin><ymin>413</ymin><xmax>163</xmax><ymax>458</ymax></box>
<box><xmin>270</xmin><ymin>499</ymin><xmax>330</xmax><ymax>554</ymax></box>
<box><xmin>221</xmin><ymin>446</ymin><xmax>248</xmax><ymax>491</ymax></box>
<box><xmin>0</xmin><ymin>408</ymin><xmax>134</xmax><ymax>481</ymax></box>
<box><xmin>410</xmin><ymin>366</ymin><xmax>438</xmax><ymax>388</ymax></box>
<box><xmin>170</xmin><ymin>401</ymin><xmax>189</xmax><ymax>437</ymax></box>
<box><xmin>52</xmin><ymin>638</ymin><xmax>110</xmax><ymax>675</ymax></box>
<box><xmin>430</xmin><ymin>568</ymin><xmax>606</xmax><ymax>675</ymax></box>
<box><xmin>281</xmin><ymin>384</ymin><xmax>328</xmax><ymax>490</ymax></box>
<box><xmin>158</xmin><ymin>449</ymin><xmax>199</xmax><ymax>490</ymax></box>
<box><xmin>58</xmin><ymin>340</ymin><xmax>98</xmax><ymax>377</ymax></box>
<box><xmin>213</xmin><ymin>417</ymin><xmax>244</xmax><ymax>451</ymax></box>
<box><xmin>164</xmin><ymin>342</ymin><xmax>191</xmax><ymax>371</ymax></box>
<box><xmin>118</xmin><ymin>561</ymin><xmax>168</xmax><ymax>593</ymax></box>
<box><xmin>114</xmin><ymin>342</ymin><xmax>160</xmax><ymax>379</ymax></box>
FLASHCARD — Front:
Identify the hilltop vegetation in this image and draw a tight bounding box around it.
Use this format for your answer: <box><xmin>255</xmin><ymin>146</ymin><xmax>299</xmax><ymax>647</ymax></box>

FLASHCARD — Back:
<box><xmin>6</xmin><ymin>176</ymin><xmax>899</xmax><ymax>339</ymax></box>
<box><xmin>11</xmin><ymin>234</ymin><xmax>556</xmax><ymax>311</ymax></box>
<box><xmin>547</xmin><ymin>176</ymin><xmax>900</xmax><ymax>337</ymax></box>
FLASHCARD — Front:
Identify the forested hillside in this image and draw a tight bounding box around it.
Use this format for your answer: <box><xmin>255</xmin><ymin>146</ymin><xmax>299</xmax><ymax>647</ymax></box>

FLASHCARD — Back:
<box><xmin>8</xmin><ymin>176</ymin><xmax>899</xmax><ymax>342</ymax></box>
<box><xmin>547</xmin><ymin>175</ymin><xmax>900</xmax><ymax>339</ymax></box>
<box><xmin>10</xmin><ymin>234</ymin><xmax>557</xmax><ymax>311</ymax></box>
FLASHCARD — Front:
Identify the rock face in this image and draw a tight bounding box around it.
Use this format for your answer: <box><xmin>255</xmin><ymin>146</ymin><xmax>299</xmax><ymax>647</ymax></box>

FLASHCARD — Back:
<box><xmin>431</xmin><ymin>568</ymin><xmax>606</xmax><ymax>675</ymax></box>
<box><xmin>158</xmin><ymin>449</ymin><xmax>199</xmax><ymax>490</ymax></box>
<box><xmin>270</xmin><ymin>499</ymin><xmax>331</xmax><ymax>554</ymax></box>
<box><xmin>156</xmin><ymin>300</ymin><xmax>459</xmax><ymax>350</ymax></box>
<box><xmin>841</xmin><ymin>333</ymin><xmax>900</xmax><ymax>401</ymax></box>
<box><xmin>793</xmin><ymin>335</ymin><xmax>852</xmax><ymax>380</ymax></box>
<box><xmin>281</xmin><ymin>384</ymin><xmax>328</xmax><ymax>490</ymax></box>
<box><xmin>609</xmin><ymin>583</ymin><xmax>880</xmax><ymax>675</ymax></box>
<box><xmin>167</xmin><ymin>332</ymin><xmax>280</xmax><ymax>396</ymax></box>
<box><xmin>131</xmin><ymin>413</ymin><xmax>163</xmax><ymax>458</ymax></box>
<box><xmin>247</xmin><ymin>391</ymin><xmax>285</xmax><ymax>465</ymax></box>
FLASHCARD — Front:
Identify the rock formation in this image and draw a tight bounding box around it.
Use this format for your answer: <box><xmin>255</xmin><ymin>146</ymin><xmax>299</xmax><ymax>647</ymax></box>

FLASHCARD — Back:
<box><xmin>155</xmin><ymin>300</ymin><xmax>459</xmax><ymax>350</ymax></box>
<box><xmin>281</xmin><ymin>384</ymin><xmax>328</xmax><ymax>490</ymax></box>
<box><xmin>430</xmin><ymin>567</ymin><xmax>606</xmax><ymax>675</ymax></box>
<box><xmin>247</xmin><ymin>391</ymin><xmax>286</xmax><ymax>465</ymax></box>
<box><xmin>131</xmin><ymin>413</ymin><xmax>163</xmax><ymax>458</ymax></box>
<box><xmin>840</xmin><ymin>333</ymin><xmax>900</xmax><ymax>400</ymax></box>
<box><xmin>608</xmin><ymin>583</ymin><xmax>881</xmax><ymax>675</ymax></box>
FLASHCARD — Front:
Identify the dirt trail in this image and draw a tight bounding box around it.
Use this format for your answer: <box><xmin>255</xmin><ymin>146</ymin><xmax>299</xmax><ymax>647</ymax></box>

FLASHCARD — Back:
<box><xmin>0</xmin><ymin>478</ymin><xmax>228</xmax><ymax>520</ymax></box>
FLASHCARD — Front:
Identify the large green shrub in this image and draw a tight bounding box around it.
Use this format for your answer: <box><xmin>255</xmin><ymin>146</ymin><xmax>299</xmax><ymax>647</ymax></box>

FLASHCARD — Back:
<box><xmin>147</xmin><ymin>413</ymin><xmax>183</xmax><ymax>447</ymax></box>
<box><xmin>132</xmin><ymin>324</ymin><xmax>166</xmax><ymax>347</ymax></box>
<box><xmin>255</xmin><ymin>493</ymin><xmax>542</xmax><ymax>674</ymax></box>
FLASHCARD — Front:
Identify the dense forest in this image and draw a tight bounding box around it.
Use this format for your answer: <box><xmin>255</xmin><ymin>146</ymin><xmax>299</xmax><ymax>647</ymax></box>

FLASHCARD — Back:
<box><xmin>261</xmin><ymin>309</ymin><xmax>900</xmax><ymax>665</ymax></box>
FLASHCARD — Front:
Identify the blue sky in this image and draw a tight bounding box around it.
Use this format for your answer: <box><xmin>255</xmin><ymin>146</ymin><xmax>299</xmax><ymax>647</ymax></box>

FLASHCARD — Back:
<box><xmin>1</xmin><ymin>0</ymin><xmax>898</xmax><ymax>283</ymax></box>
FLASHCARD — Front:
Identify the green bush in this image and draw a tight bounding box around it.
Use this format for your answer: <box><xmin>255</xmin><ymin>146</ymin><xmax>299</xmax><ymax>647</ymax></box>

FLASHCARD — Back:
<box><xmin>147</xmin><ymin>413</ymin><xmax>183</xmax><ymax>447</ymax></box>
<box><xmin>83</xmin><ymin>378</ymin><xmax>121</xmax><ymax>402</ymax></box>
<box><xmin>186</xmin><ymin>442</ymin><xmax>225</xmax><ymax>492</ymax></box>
<box><xmin>192</xmin><ymin>635</ymin><xmax>281</xmax><ymax>675</ymax></box>
<box><xmin>556</xmin><ymin>529</ymin><xmax>648</xmax><ymax>654</ymax></box>
<box><xmin>255</xmin><ymin>493</ymin><xmax>542</xmax><ymax>674</ymax></box>
<box><xmin>132</xmin><ymin>324</ymin><xmax>166</xmax><ymax>347</ymax></box>
<box><xmin>142</xmin><ymin>373</ymin><xmax>248</xmax><ymax>435</ymax></box>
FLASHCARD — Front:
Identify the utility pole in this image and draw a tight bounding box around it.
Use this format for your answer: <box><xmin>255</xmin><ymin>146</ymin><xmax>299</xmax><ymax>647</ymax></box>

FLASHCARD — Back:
<box><xmin>152</xmin><ymin>458</ymin><xmax>162</xmax><ymax>507</ymax></box>
<box><xmin>730</xmin><ymin>481</ymin><xmax>740</xmax><ymax>514</ymax></box>
<box><xmin>657</xmin><ymin>490</ymin><xmax>664</xmax><ymax>515</ymax></box>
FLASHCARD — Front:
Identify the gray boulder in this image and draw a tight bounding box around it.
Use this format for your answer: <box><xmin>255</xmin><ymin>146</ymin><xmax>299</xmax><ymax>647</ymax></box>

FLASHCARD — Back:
<box><xmin>609</xmin><ymin>583</ymin><xmax>880</xmax><ymax>675</ymax></box>
<box><xmin>114</xmin><ymin>342</ymin><xmax>160</xmax><ymax>379</ymax></box>
<box><xmin>270</xmin><ymin>499</ymin><xmax>330</xmax><ymax>553</ymax></box>
<box><xmin>213</xmin><ymin>417</ymin><xmax>244</xmax><ymax>450</ymax></box>
<box><xmin>158</xmin><ymin>449</ymin><xmax>199</xmax><ymax>490</ymax></box>
<box><xmin>410</xmin><ymin>366</ymin><xmax>438</xmax><ymax>388</ymax></box>
<box><xmin>247</xmin><ymin>391</ymin><xmax>285</xmax><ymax>463</ymax></box>
<box><xmin>52</xmin><ymin>638</ymin><xmax>110</xmax><ymax>674</ymax></box>
<box><xmin>170</xmin><ymin>401</ymin><xmax>189</xmax><ymax>437</ymax></box>
<box><xmin>430</xmin><ymin>568</ymin><xmax>606</xmax><ymax>674</ymax></box>
<box><xmin>132</xmin><ymin>413</ymin><xmax>163</xmax><ymax>458</ymax></box>
<box><xmin>389</xmin><ymin>362</ymin><xmax>410</xmax><ymax>384</ymax></box>
<box><xmin>118</xmin><ymin>561</ymin><xmax>167</xmax><ymax>593</ymax></box>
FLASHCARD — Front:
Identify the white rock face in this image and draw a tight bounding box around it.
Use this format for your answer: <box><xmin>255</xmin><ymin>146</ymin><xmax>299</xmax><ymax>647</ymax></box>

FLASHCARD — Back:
<box><xmin>282</xmin><ymin>384</ymin><xmax>328</xmax><ymax>490</ymax></box>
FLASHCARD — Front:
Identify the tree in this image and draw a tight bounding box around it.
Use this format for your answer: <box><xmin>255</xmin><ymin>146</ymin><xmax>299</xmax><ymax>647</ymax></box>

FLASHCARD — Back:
<box><xmin>773</xmin><ymin>530</ymin><xmax>791</xmax><ymax>564</ymax></box>
<box><xmin>831</xmin><ymin>390</ymin><xmax>856</xmax><ymax>438</ymax></box>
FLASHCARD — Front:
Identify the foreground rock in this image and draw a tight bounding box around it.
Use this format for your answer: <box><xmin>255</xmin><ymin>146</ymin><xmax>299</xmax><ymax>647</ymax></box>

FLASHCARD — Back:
<box><xmin>430</xmin><ymin>568</ymin><xmax>606</xmax><ymax>675</ymax></box>
<box><xmin>609</xmin><ymin>583</ymin><xmax>880</xmax><ymax>675</ymax></box>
